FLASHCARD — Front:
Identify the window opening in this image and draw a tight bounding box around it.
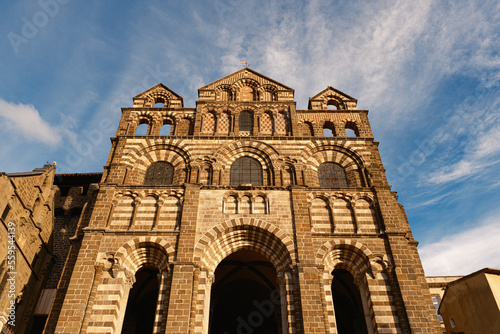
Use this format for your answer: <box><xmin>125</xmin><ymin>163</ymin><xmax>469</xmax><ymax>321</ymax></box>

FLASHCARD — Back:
<box><xmin>160</xmin><ymin>123</ymin><xmax>171</xmax><ymax>136</ymax></box>
<box><xmin>153</xmin><ymin>97</ymin><xmax>165</xmax><ymax>108</ymax></box>
<box><xmin>144</xmin><ymin>161</ymin><xmax>174</xmax><ymax>185</ymax></box>
<box><xmin>323</xmin><ymin>121</ymin><xmax>335</xmax><ymax>137</ymax></box>
<box><xmin>327</xmin><ymin>100</ymin><xmax>339</xmax><ymax>110</ymax></box>
<box><xmin>2</xmin><ymin>205</ymin><xmax>11</xmax><ymax>221</ymax></box>
<box><xmin>135</xmin><ymin>123</ymin><xmax>148</xmax><ymax>136</ymax></box>
<box><xmin>449</xmin><ymin>316</ymin><xmax>456</xmax><ymax>329</ymax></box>
<box><xmin>431</xmin><ymin>296</ymin><xmax>443</xmax><ymax>322</ymax></box>
<box><xmin>323</xmin><ymin>128</ymin><xmax>334</xmax><ymax>137</ymax></box>
<box><xmin>318</xmin><ymin>162</ymin><xmax>348</xmax><ymax>187</ymax></box>
<box><xmin>306</xmin><ymin>122</ymin><xmax>314</xmax><ymax>136</ymax></box>
<box><xmin>230</xmin><ymin>157</ymin><xmax>263</xmax><ymax>186</ymax></box>
<box><xmin>239</xmin><ymin>111</ymin><xmax>254</xmax><ymax>132</ymax></box>
<box><xmin>345</xmin><ymin>122</ymin><xmax>359</xmax><ymax>137</ymax></box>
<box><xmin>346</xmin><ymin>128</ymin><xmax>357</xmax><ymax>137</ymax></box>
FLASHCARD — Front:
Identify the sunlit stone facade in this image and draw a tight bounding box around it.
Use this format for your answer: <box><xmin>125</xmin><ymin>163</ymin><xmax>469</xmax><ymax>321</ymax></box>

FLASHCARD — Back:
<box><xmin>42</xmin><ymin>68</ymin><xmax>441</xmax><ymax>333</ymax></box>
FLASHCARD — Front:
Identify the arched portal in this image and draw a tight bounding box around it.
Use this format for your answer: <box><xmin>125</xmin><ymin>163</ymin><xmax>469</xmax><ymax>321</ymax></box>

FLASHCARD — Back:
<box><xmin>209</xmin><ymin>250</ymin><xmax>281</xmax><ymax>334</ymax></box>
<box><xmin>331</xmin><ymin>269</ymin><xmax>369</xmax><ymax>334</ymax></box>
<box><xmin>121</xmin><ymin>268</ymin><xmax>160</xmax><ymax>334</ymax></box>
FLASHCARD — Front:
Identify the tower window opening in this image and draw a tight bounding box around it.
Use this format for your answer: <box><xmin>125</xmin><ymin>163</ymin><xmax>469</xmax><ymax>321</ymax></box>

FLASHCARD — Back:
<box><xmin>345</xmin><ymin>121</ymin><xmax>359</xmax><ymax>137</ymax></box>
<box><xmin>135</xmin><ymin>122</ymin><xmax>149</xmax><ymax>136</ymax></box>
<box><xmin>160</xmin><ymin>121</ymin><xmax>172</xmax><ymax>136</ymax></box>
<box><xmin>323</xmin><ymin>121</ymin><xmax>335</xmax><ymax>137</ymax></box>
<box><xmin>327</xmin><ymin>100</ymin><xmax>340</xmax><ymax>110</ymax></box>
<box><xmin>153</xmin><ymin>97</ymin><xmax>165</xmax><ymax>108</ymax></box>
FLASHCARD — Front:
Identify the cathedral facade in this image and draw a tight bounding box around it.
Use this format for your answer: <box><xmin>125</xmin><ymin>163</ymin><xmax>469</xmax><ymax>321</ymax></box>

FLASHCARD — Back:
<box><xmin>30</xmin><ymin>68</ymin><xmax>440</xmax><ymax>333</ymax></box>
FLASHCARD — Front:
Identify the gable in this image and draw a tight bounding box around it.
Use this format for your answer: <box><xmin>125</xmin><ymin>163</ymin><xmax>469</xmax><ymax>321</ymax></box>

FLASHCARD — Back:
<box><xmin>133</xmin><ymin>83</ymin><xmax>184</xmax><ymax>108</ymax></box>
<box><xmin>308</xmin><ymin>86</ymin><xmax>358</xmax><ymax>110</ymax></box>
<box><xmin>198</xmin><ymin>68</ymin><xmax>294</xmax><ymax>102</ymax></box>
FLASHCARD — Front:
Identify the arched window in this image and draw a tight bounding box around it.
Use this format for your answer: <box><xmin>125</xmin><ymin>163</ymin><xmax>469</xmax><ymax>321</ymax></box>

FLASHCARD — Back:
<box><xmin>230</xmin><ymin>157</ymin><xmax>263</xmax><ymax>186</ymax></box>
<box><xmin>160</xmin><ymin>119</ymin><xmax>173</xmax><ymax>136</ymax></box>
<box><xmin>327</xmin><ymin>100</ymin><xmax>339</xmax><ymax>110</ymax></box>
<box><xmin>135</xmin><ymin>122</ymin><xmax>149</xmax><ymax>135</ymax></box>
<box><xmin>318</xmin><ymin>162</ymin><xmax>348</xmax><ymax>187</ymax></box>
<box><xmin>345</xmin><ymin>121</ymin><xmax>359</xmax><ymax>137</ymax></box>
<box><xmin>331</xmin><ymin>269</ymin><xmax>369</xmax><ymax>334</ymax></box>
<box><xmin>144</xmin><ymin>161</ymin><xmax>174</xmax><ymax>185</ymax></box>
<box><xmin>305</xmin><ymin>122</ymin><xmax>314</xmax><ymax>136</ymax></box>
<box><xmin>239</xmin><ymin>111</ymin><xmax>254</xmax><ymax>132</ymax></box>
<box><xmin>323</xmin><ymin>121</ymin><xmax>335</xmax><ymax>137</ymax></box>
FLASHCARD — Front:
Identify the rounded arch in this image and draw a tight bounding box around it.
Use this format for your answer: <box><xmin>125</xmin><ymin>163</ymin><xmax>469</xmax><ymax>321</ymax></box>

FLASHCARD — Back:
<box><xmin>321</xmin><ymin>120</ymin><xmax>336</xmax><ymax>137</ymax></box>
<box><xmin>300</xmin><ymin>142</ymin><xmax>367</xmax><ymax>187</ymax></box>
<box><xmin>213</xmin><ymin>140</ymin><xmax>279</xmax><ymax>169</ymax></box>
<box><xmin>123</xmin><ymin>143</ymin><xmax>192</xmax><ymax>185</ymax></box>
<box><xmin>144</xmin><ymin>91</ymin><xmax>173</xmax><ymax>108</ymax></box>
<box><xmin>233</xmin><ymin>105</ymin><xmax>259</xmax><ymax>115</ymax></box>
<box><xmin>318</xmin><ymin>162</ymin><xmax>349</xmax><ymax>187</ymax></box>
<box><xmin>343</xmin><ymin>119</ymin><xmax>361</xmax><ymax>137</ymax></box>
<box><xmin>324</xmin><ymin>95</ymin><xmax>346</xmax><ymax>110</ymax></box>
<box><xmin>230</xmin><ymin>156</ymin><xmax>263</xmax><ymax>186</ymax></box>
<box><xmin>194</xmin><ymin>218</ymin><xmax>295</xmax><ymax>274</ymax></box>
<box><xmin>258</xmin><ymin>84</ymin><xmax>278</xmax><ymax>101</ymax></box>
<box><xmin>144</xmin><ymin>161</ymin><xmax>174</xmax><ymax>185</ymax></box>
<box><xmin>115</xmin><ymin>237</ymin><xmax>175</xmax><ymax>274</ymax></box>
<box><xmin>316</xmin><ymin>239</ymin><xmax>375</xmax><ymax>277</ymax></box>
<box><xmin>232</xmin><ymin>78</ymin><xmax>259</xmax><ymax>90</ymax></box>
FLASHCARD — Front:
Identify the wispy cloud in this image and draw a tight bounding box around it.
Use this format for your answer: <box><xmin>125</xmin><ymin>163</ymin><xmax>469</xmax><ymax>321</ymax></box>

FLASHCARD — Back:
<box><xmin>0</xmin><ymin>98</ymin><xmax>61</xmax><ymax>145</ymax></box>
<box><xmin>428</xmin><ymin>114</ymin><xmax>500</xmax><ymax>185</ymax></box>
<box><xmin>419</xmin><ymin>213</ymin><xmax>500</xmax><ymax>276</ymax></box>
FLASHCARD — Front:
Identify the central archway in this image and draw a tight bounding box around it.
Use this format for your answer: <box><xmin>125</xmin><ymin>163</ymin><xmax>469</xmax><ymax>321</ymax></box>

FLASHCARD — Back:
<box><xmin>209</xmin><ymin>250</ymin><xmax>281</xmax><ymax>333</ymax></box>
<box><xmin>193</xmin><ymin>218</ymin><xmax>297</xmax><ymax>334</ymax></box>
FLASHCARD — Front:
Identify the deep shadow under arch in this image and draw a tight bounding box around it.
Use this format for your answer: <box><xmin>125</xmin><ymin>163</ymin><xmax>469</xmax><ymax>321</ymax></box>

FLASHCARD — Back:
<box><xmin>209</xmin><ymin>250</ymin><xmax>281</xmax><ymax>334</ymax></box>
<box><xmin>122</xmin><ymin>268</ymin><xmax>160</xmax><ymax>334</ymax></box>
<box><xmin>332</xmin><ymin>269</ymin><xmax>369</xmax><ymax>334</ymax></box>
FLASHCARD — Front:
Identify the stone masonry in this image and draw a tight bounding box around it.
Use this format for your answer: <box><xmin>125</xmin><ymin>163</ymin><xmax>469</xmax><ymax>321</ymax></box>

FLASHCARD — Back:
<box><xmin>45</xmin><ymin>68</ymin><xmax>441</xmax><ymax>333</ymax></box>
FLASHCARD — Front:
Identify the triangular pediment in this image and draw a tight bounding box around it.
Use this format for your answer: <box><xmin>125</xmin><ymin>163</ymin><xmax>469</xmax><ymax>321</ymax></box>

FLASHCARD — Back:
<box><xmin>308</xmin><ymin>86</ymin><xmax>357</xmax><ymax>110</ymax></box>
<box><xmin>198</xmin><ymin>68</ymin><xmax>294</xmax><ymax>102</ymax></box>
<box><xmin>133</xmin><ymin>83</ymin><xmax>184</xmax><ymax>108</ymax></box>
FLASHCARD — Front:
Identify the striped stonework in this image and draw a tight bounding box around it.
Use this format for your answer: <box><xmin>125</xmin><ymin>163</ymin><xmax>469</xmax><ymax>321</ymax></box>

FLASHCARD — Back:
<box><xmin>50</xmin><ymin>69</ymin><xmax>442</xmax><ymax>334</ymax></box>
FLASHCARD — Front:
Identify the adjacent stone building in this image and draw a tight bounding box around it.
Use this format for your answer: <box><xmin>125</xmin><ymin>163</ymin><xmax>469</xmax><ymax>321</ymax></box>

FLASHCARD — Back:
<box><xmin>0</xmin><ymin>164</ymin><xmax>57</xmax><ymax>334</ymax></box>
<box><xmin>4</xmin><ymin>68</ymin><xmax>444</xmax><ymax>333</ymax></box>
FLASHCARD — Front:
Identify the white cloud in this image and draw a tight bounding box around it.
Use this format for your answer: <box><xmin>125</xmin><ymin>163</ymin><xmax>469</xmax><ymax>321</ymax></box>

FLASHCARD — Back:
<box><xmin>0</xmin><ymin>98</ymin><xmax>61</xmax><ymax>145</ymax></box>
<box><xmin>419</xmin><ymin>214</ymin><xmax>500</xmax><ymax>276</ymax></box>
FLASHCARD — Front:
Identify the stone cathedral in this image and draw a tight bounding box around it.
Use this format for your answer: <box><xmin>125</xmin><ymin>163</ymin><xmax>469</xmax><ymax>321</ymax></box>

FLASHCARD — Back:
<box><xmin>1</xmin><ymin>68</ymin><xmax>443</xmax><ymax>333</ymax></box>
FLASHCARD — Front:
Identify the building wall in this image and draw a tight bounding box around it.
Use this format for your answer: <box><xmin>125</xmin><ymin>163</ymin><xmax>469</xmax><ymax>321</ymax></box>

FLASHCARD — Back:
<box><xmin>440</xmin><ymin>271</ymin><xmax>500</xmax><ymax>334</ymax></box>
<box><xmin>49</xmin><ymin>69</ymin><xmax>442</xmax><ymax>333</ymax></box>
<box><xmin>426</xmin><ymin>276</ymin><xmax>463</xmax><ymax>333</ymax></box>
<box><xmin>0</xmin><ymin>164</ymin><xmax>56</xmax><ymax>333</ymax></box>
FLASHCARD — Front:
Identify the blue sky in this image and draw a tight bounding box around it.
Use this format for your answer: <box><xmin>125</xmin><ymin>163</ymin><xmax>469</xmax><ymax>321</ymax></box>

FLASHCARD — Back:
<box><xmin>1</xmin><ymin>0</ymin><xmax>499</xmax><ymax>276</ymax></box>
